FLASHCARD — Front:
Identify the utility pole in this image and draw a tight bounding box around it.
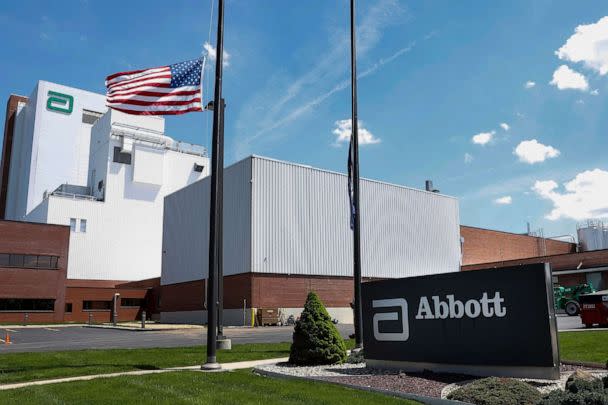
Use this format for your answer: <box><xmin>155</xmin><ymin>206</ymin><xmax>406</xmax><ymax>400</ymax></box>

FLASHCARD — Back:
<box><xmin>350</xmin><ymin>0</ymin><xmax>363</xmax><ymax>349</ymax></box>
<box><xmin>216</xmin><ymin>98</ymin><xmax>230</xmax><ymax>350</ymax></box>
<box><xmin>202</xmin><ymin>0</ymin><xmax>225</xmax><ymax>370</ymax></box>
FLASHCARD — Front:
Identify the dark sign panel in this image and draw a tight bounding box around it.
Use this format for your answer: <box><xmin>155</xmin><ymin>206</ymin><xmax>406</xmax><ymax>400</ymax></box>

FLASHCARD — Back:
<box><xmin>362</xmin><ymin>264</ymin><xmax>560</xmax><ymax>380</ymax></box>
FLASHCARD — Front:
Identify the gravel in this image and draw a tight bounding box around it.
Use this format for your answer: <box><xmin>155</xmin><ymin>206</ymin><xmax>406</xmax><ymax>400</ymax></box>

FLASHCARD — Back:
<box><xmin>256</xmin><ymin>362</ymin><xmax>608</xmax><ymax>399</ymax></box>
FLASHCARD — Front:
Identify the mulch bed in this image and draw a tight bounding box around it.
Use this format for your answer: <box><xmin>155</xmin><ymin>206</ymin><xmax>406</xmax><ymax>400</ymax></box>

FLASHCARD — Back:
<box><xmin>324</xmin><ymin>371</ymin><xmax>469</xmax><ymax>398</ymax></box>
<box><xmin>322</xmin><ymin>364</ymin><xmax>602</xmax><ymax>398</ymax></box>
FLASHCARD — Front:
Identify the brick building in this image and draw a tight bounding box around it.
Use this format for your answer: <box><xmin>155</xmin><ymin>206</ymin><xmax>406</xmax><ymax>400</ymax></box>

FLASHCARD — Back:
<box><xmin>0</xmin><ymin>220</ymin><xmax>158</xmax><ymax>323</ymax></box>
<box><xmin>461</xmin><ymin>225</ymin><xmax>608</xmax><ymax>291</ymax></box>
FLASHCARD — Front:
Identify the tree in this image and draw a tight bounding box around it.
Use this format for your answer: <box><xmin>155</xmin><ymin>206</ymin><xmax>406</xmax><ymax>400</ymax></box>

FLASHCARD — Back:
<box><xmin>289</xmin><ymin>292</ymin><xmax>347</xmax><ymax>365</ymax></box>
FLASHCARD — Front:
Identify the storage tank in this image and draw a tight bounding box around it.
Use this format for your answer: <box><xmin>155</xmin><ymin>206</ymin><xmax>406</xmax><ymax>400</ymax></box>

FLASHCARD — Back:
<box><xmin>577</xmin><ymin>221</ymin><xmax>606</xmax><ymax>251</ymax></box>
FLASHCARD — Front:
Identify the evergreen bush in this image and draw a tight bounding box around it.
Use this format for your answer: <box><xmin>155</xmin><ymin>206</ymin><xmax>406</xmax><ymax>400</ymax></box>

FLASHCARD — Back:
<box><xmin>447</xmin><ymin>377</ymin><xmax>541</xmax><ymax>405</ymax></box>
<box><xmin>538</xmin><ymin>389</ymin><xmax>608</xmax><ymax>405</ymax></box>
<box><xmin>288</xmin><ymin>292</ymin><xmax>347</xmax><ymax>365</ymax></box>
<box><xmin>565</xmin><ymin>372</ymin><xmax>604</xmax><ymax>394</ymax></box>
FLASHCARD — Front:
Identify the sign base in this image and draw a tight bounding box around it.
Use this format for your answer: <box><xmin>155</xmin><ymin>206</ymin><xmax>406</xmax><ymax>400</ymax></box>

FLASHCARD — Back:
<box><xmin>366</xmin><ymin>359</ymin><xmax>561</xmax><ymax>381</ymax></box>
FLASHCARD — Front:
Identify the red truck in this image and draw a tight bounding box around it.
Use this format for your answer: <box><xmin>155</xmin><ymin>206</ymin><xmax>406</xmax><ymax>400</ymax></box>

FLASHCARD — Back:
<box><xmin>580</xmin><ymin>290</ymin><xmax>608</xmax><ymax>328</ymax></box>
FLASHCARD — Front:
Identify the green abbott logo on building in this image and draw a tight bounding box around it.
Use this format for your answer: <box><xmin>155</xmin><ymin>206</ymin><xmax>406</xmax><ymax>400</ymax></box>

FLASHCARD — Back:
<box><xmin>46</xmin><ymin>90</ymin><xmax>73</xmax><ymax>114</ymax></box>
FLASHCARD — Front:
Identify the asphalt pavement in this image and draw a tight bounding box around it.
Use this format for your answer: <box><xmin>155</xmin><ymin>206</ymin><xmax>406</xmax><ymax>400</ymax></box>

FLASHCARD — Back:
<box><xmin>0</xmin><ymin>315</ymin><xmax>597</xmax><ymax>354</ymax></box>
<box><xmin>0</xmin><ymin>324</ymin><xmax>354</xmax><ymax>353</ymax></box>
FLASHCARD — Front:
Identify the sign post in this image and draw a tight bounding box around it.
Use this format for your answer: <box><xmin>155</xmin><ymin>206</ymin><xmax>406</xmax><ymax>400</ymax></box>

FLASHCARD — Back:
<box><xmin>362</xmin><ymin>264</ymin><xmax>560</xmax><ymax>380</ymax></box>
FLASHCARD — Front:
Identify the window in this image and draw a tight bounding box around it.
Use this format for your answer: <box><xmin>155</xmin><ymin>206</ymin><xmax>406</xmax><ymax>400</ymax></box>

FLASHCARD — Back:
<box><xmin>82</xmin><ymin>300</ymin><xmax>112</xmax><ymax>311</ymax></box>
<box><xmin>65</xmin><ymin>303</ymin><xmax>73</xmax><ymax>313</ymax></box>
<box><xmin>0</xmin><ymin>254</ymin><xmax>59</xmax><ymax>269</ymax></box>
<box><xmin>23</xmin><ymin>255</ymin><xmax>38</xmax><ymax>267</ymax></box>
<box><xmin>193</xmin><ymin>163</ymin><xmax>205</xmax><ymax>173</ymax></box>
<box><xmin>121</xmin><ymin>298</ymin><xmax>144</xmax><ymax>308</ymax></box>
<box><xmin>37</xmin><ymin>256</ymin><xmax>52</xmax><ymax>269</ymax></box>
<box><xmin>0</xmin><ymin>299</ymin><xmax>55</xmax><ymax>312</ymax></box>
<box><xmin>0</xmin><ymin>253</ymin><xmax>10</xmax><ymax>267</ymax></box>
<box><xmin>80</xmin><ymin>219</ymin><xmax>87</xmax><ymax>233</ymax></box>
<box><xmin>9</xmin><ymin>254</ymin><xmax>24</xmax><ymax>267</ymax></box>
<box><xmin>70</xmin><ymin>218</ymin><xmax>77</xmax><ymax>232</ymax></box>
<box><xmin>113</xmin><ymin>147</ymin><xmax>132</xmax><ymax>165</ymax></box>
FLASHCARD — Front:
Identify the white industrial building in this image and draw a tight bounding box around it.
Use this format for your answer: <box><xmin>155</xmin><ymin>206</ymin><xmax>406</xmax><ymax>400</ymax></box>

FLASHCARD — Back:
<box><xmin>4</xmin><ymin>81</ymin><xmax>107</xmax><ymax>221</ymax></box>
<box><xmin>160</xmin><ymin>156</ymin><xmax>461</xmax><ymax>324</ymax></box>
<box><xmin>4</xmin><ymin>81</ymin><xmax>209</xmax><ymax>281</ymax></box>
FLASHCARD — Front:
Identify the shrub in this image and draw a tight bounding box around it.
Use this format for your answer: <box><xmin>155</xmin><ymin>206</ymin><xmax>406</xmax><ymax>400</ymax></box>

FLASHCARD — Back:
<box><xmin>537</xmin><ymin>389</ymin><xmax>608</xmax><ymax>405</ymax></box>
<box><xmin>447</xmin><ymin>377</ymin><xmax>541</xmax><ymax>405</ymax></box>
<box><xmin>565</xmin><ymin>371</ymin><xmax>604</xmax><ymax>394</ymax></box>
<box><xmin>288</xmin><ymin>292</ymin><xmax>347</xmax><ymax>365</ymax></box>
<box><xmin>346</xmin><ymin>349</ymin><xmax>365</xmax><ymax>364</ymax></box>
<box><xmin>603</xmin><ymin>374</ymin><xmax>608</xmax><ymax>389</ymax></box>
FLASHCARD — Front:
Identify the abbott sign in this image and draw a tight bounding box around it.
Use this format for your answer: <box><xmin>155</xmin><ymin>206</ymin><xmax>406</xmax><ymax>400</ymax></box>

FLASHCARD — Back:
<box><xmin>362</xmin><ymin>264</ymin><xmax>560</xmax><ymax>380</ymax></box>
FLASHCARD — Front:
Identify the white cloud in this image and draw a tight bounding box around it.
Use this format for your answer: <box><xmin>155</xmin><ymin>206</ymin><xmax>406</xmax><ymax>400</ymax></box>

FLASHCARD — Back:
<box><xmin>576</xmin><ymin>99</ymin><xmax>585</xmax><ymax>105</ymax></box>
<box><xmin>533</xmin><ymin>169</ymin><xmax>608</xmax><ymax>220</ymax></box>
<box><xmin>233</xmin><ymin>0</ymin><xmax>406</xmax><ymax>158</ymax></box>
<box><xmin>471</xmin><ymin>131</ymin><xmax>495</xmax><ymax>145</ymax></box>
<box><xmin>591</xmin><ymin>89</ymin><xmax>599</xmax><ymax>95</ymax></box>
<box><xmin>500</xmin><ymin>122</ymin><xmax>510</xmax><ymax>131</ymax></box>
<box><xmin>514</xmin><ymin>139</ymin><xmax>560</xmax><ymax>164</ymax></box>
<box><xmin>524</xmin><ymin>81</ymin><xmax>536</xmax><ymax>89</ymax></box>
<box><xmin>464</xmin><ymin>153</ymin><xmax>473</xmax><ymax>164</ymax></box>
<box><xmin>550</xmin><ymin>65</ymin><xmax>589</xmax><ymax>91</ymax></box>
<box><xmin>203</xmin><ymin>41</ymin><xmax>231</xmax><ymax>67</ymax></box>
<box><xmin>555</xmin><ymin>16</ymin><xmax>608</xmax><ymax>75</ymax></box>
<box><xmin>494</xmin><ymin>196</ymin><xmax>512</xmax><ymax>205</ymax></box>
<box><xmin>333</xmin><ymin>119</ymin><xmax>380</xmax><ymax>146</ymax></box>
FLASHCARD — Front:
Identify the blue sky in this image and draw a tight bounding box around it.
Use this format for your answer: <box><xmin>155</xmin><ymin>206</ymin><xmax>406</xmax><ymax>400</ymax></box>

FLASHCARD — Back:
<box><xmin>2</xmin><ymin>0</ymin><xmax>608</xmax><ymax>238</ymax></box>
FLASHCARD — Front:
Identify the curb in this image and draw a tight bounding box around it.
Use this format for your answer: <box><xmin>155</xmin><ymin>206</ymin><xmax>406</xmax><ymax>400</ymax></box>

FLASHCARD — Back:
<box><xmin>561</xmin><ymin>360</ymin><xmax>606</xmax><ymax>369</ymax></box>
<box><xmin>254</xmin><ymin>367</ymin><xmax>469</xmax><ymax>405</ymax></box>
<box><xmin>82</xmin><ymin>325</ymin><xmax>203</xmax><ymax>332</ymax></box>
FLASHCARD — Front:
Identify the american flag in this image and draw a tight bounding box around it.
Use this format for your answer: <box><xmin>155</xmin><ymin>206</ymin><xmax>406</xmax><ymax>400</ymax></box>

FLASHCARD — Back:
<box><xmin>347</xmin><ymin>136</ymin><xmax>356</xmax><ymax>230</ymax></box>
<box><xmin>105</xmin><ymin>58</ymin><xmax>204</xmax><ymax>115</ymax></box>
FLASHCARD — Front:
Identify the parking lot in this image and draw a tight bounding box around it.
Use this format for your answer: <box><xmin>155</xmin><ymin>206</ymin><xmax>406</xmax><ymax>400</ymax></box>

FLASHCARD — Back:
<box><xmin>0</xmin><ymin>323</ymin><xmax>353</xmax><ymax>353</ymax></box>
<box><xmin>0</xmin><ymin>315</ymin><xmax>600</xmax><ymax>354</ymax></box>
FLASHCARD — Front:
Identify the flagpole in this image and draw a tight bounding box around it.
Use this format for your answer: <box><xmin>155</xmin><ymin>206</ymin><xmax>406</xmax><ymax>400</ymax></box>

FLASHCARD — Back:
<box><xmin>203</xmin><ymin>0</ymin><xmax>225</xmax><ymax>370</ymax></box>
<box><xmin>350</xmin><ymin>0</ymin><xmax>363</xmax><ymax>349</ymax></box>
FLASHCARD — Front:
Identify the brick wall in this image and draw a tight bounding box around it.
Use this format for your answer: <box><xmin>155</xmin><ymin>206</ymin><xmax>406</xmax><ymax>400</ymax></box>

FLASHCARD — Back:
<box><xmin>461</xmin><ymin>248</ymin><xmax>608</xmax><ymax>272</ymax></box>
<box><xmin>461</xmin><ymin>225</ymin><xmax>576</xmax><ymax>265</ymax></box>
<box><xmin>0</xmin><ymin>220</ymin><xmax>69</xmax><ymax>323</ymax></box>
<box><xmin>64</xmin><ymin>279</ymin><xmax>156</xmax><ymax>323</ymax></box>
<box><xmin>160</xmin><ymin>273</ymin><xmax>375</xmax><ymax>313</ymax></box>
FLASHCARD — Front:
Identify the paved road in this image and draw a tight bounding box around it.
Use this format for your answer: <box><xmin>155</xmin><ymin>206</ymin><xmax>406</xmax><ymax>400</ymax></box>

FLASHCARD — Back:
<box><xmin>0</xmin><ymin>324</ymin><xmax>354</xmax><ymax>354</ymax></box>
<box><xmin>556</xmin><ymin>313</ymin><xmax>585</xmax><ymax>330</ymax></box>
<box><xmin>0</xmin><ymin>315</ymin><xmax>595</xmax><ymax>354</ymax></box>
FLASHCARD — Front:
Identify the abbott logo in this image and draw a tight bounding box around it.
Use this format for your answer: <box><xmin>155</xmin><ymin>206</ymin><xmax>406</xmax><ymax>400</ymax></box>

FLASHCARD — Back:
<box><xmin>46</xmin><ymin>91</ymin><xmax>73</xmax><ymax>114</ymax></box>
<box><xmin>372</xmin><ymin>298</ymin><xmax>409</xmax><ymax>342</ymax></box>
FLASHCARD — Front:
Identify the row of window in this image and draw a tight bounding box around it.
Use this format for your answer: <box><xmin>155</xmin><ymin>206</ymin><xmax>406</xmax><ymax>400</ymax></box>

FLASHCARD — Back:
<box><xmin>0</xmin><ymin>299</ymin><xmax>55</xmax><ymax>311</ymax></box>
<box><xmin>70</xmin><ymin>218</ymin><xmax>87</xmax><ymax>233</ymax></box>
<box><xmin>0</xmin><ymin>254</ymin><xmax>59</xmax><ymax>269</ymax></box>
<box><xmin>74</xmin><ymin>298</ymin><xmax>145</xmax><ymax>312</ymax></box>
<box><xmin>0</xmin><ymin>299</ymin><xmax>145</xmax><ymax>312</ymax></box>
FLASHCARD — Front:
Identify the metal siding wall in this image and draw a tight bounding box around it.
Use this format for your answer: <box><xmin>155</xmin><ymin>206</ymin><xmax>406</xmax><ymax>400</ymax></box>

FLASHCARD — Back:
<box><xmin>161</xmin><ymin>158</ymin><xmax>251</xmax><ymax>285</ymax></box>
<box><xmin>251</xmin><ymin>157</ymin><xmax>460</xmax><ymax>278</ymax></box>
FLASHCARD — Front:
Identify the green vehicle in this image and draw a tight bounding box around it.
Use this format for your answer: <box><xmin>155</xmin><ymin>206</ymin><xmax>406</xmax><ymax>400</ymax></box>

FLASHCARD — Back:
<box><xmin>553</xmin><ymin>284</ymin><xmax>596</xmax><ymax>316</ymax></box>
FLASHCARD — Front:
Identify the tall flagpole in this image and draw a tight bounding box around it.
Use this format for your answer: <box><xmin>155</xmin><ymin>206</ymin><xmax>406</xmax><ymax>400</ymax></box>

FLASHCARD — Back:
<box><xmin>203</xmin><ymin>0</ymin><xmax>225</xmax><ymax>370</ymax></box>
<box><xmin>350</xmin><ymin>0</ymin><xmax>363</xmax><ymax>349</ymax></box>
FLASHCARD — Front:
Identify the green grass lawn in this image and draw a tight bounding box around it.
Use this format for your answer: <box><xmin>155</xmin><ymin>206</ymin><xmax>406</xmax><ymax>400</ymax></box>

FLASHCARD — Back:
<box><xmin>0</xmin><ymin>340</ymin><xmax>355</xmax><ymax>385</ymax></box>
<box><xmin>558</xmin><ymin>331</ymin><xmax>608</xmax><ymax>364</ymax></box>
<box><xmin>0</xmin><ymin>330</ymin><xmax>605</xmax><ymax>391</ymax></box>
<box><xmin>0</xmin><ymin>369</ymin><xmax>419</xmax><ymax>405</ymax></box>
